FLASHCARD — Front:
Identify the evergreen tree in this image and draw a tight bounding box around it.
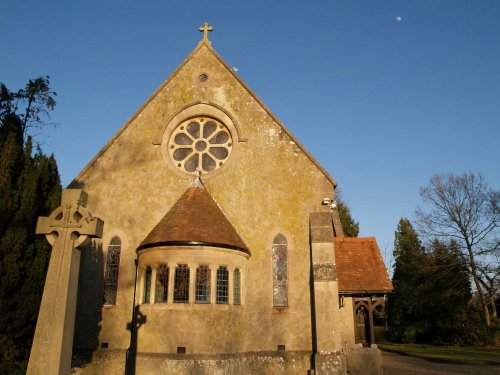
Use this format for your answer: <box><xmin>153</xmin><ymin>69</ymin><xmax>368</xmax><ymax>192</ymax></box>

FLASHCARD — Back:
<box><xmin>388</xmin><ymin>218</ymin><xmax>479</xmax><ymax>345</ymax></box>
<box><xmin>0</xmin><ymin>78</ymin><xmax>61</xmax><ymax>374</ymax></box>
<box><xmin>422</xmin><ymin>239</ymin><xmax>472</xmax><ymax>345</ymax></box>
<box><xmin>335</xmin><ymin>191</ymin><xmax>359</xmax><ymax>237</ymax></box>
<box><xmin>387</xmin><ymin>218</ymin><xmax>427</xmax><ymax>343</ymax></box>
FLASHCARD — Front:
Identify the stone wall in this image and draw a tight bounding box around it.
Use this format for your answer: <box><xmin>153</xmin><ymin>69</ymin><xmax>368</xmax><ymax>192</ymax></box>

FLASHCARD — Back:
<box><xmin>73</xmin><ymin>349</ymin><xmax>385</xmax><ymax>375</ymax></box>
<box><xmin>72</xmin><ymin>43</ymin><xmax>337</xmax><ymax>356</ymax></box>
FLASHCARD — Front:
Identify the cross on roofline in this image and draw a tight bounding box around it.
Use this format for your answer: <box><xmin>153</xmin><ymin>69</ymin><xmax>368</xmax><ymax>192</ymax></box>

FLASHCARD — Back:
<box><xmin>199</xmin><ymin>22</ymin><xmax>213</xmax><ymax>41</ymax></box>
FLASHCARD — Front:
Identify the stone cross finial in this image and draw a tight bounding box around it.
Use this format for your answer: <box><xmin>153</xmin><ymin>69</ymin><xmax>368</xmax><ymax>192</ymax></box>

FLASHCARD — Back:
<box><xmin>27</xmin><ymin>189</ymin><xmax>103</xmax><ymax>375</ymax></box>
<box><xmin>199</xmin><ymin>22</ymin><xmax>213</xmax><ymax>41</ymax></box>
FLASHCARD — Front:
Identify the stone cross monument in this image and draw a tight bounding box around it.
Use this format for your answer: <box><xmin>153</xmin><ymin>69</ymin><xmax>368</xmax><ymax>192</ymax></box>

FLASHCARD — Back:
<box><xmin>27</xmin><ymin>189</ymin><xmax>103</xmax><ymax>375</ymax></box>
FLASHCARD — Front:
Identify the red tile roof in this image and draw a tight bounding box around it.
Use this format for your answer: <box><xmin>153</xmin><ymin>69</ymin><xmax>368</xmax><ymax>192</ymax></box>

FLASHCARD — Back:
<box><xmin>335</xmin><ymin>237</ymin><xmax>393</xmax><ymax>294</ymax></box>
<box><xmin>138</xmin><ymin>179</ymin><xmax>249</xmax><ymax>254</ymax></box>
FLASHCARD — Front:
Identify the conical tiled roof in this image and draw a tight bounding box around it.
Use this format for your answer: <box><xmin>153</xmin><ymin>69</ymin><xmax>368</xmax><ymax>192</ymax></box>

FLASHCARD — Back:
<box><xmin>138</xmin><ymin>179</ymin><xmax>249</xmax><ymax>253</ymax></box>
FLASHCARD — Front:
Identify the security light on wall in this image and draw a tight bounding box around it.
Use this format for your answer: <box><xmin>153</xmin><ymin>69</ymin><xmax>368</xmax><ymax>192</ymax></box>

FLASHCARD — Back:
<box><xmin>321</xmin><ymin>198</ymin><xmax>337</xmax><ymax>209</ymax></box>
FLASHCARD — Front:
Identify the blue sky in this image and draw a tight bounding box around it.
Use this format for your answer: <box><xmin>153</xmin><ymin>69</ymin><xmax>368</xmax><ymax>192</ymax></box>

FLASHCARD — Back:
<box><xmin>2</xmin><ymin>1</ymin><xmax>499</xmax><ymax>268</ymax></box>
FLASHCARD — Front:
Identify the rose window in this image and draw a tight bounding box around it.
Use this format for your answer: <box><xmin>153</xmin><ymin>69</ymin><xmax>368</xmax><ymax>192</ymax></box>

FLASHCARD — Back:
<box><xmin>168</xmin><ymin>117</ymin><xmax>232</xmax><ymax>175</ymax></box>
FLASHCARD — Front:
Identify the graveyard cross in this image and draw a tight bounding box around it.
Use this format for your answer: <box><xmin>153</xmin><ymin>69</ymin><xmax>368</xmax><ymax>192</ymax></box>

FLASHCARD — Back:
<box><xmin>27</xmin><ymin>189</ymin><xmax>103</xmax><ymax>375</ymax></box>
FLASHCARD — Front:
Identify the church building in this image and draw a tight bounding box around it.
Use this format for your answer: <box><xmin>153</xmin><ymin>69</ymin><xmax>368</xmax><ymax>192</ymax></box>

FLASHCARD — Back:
<box><xmin>31</xmin><ymin>24</ymin><xmax>393</xmax><ymax>375</ymax></box>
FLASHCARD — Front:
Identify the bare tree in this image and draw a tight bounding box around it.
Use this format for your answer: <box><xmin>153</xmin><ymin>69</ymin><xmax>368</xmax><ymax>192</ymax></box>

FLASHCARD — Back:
<box><xmin>416</xmin><ymin>172</ymin><xmax>499</xmax><ymax>326</ymax></box>
<box><xmin>477</xmin><ymin>260</ymin><xmax>500</xmax><ymax>320</ymax></box>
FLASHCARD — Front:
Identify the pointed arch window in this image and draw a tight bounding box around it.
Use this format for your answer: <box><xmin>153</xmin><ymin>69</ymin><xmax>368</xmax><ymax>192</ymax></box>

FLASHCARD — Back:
<box><xmin>272</xmin><ymin>234</ymin><xmax>288</xmax><ymax>307</ymax></box>
<box><xmin>103</xmin><ymin>236</ymin><xmax>121</xmax><ymax>305</ymax></box>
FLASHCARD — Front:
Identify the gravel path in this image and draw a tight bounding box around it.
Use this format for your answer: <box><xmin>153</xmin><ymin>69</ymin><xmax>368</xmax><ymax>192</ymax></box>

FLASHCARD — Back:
<box><xmin>382</xmin><ymin>351</ymin><xmax>500</xmax><ymax>375</ymax></box>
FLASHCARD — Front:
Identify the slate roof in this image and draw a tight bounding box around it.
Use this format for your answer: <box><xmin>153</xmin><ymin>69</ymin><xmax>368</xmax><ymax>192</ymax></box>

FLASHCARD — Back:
<box><xmin>335</xmin><ymin>237</ymin><xmax>393</xmax><ymax>294</ymax></box>
<box><xmin>138</xmin><ymin>179</ymin><xmax>249</xmax><ymax>254</ymax></box>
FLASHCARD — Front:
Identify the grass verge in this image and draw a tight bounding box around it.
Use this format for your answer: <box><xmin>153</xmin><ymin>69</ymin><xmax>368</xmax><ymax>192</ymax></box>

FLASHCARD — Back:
<box><xmin>377</xmin><ymin>342</ymin><xmax>500</xmax><ymax>365</ymax></box>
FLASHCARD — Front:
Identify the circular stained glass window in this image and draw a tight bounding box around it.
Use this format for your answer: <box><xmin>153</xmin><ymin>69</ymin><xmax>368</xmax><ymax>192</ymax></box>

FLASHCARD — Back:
<box><xmin>168</xmin><ymin>117</ymin><xmax>233</xmax><ymax>175</ymax></box>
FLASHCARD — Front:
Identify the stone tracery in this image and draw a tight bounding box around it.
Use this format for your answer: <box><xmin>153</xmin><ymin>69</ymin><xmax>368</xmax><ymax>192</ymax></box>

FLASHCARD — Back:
<box><xmin>168</xmin><ymin>117</ymin><xmax>232</xmax><ymax>175</ymax></box>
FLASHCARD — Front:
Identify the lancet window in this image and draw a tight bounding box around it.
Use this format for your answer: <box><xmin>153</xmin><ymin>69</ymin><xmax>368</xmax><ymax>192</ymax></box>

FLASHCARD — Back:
<box><xmin>272</xmin><ymin>234</ymin><xmax>288</xmax><ymax>307</ymax></box>
<box><xmin>103</xmin><ymin>236</ymin><xmax>121</xmax><ymax>305</ymax></box>
<box><xmin>143</xmin><ymin>266</ymin><xmax>152</xmax><ymax>304</ymax></box>
<box><xmin>233</xmin><ymin>268</ymin><xmax>241</xmax><ymax>305</ymax></box>
<box><xmin>195</xmin><ymin>265</ymin><xmax>211</xmax><ymax>303</ymax></box>
<box><xmin>155</xmin><ymin>265</ymin><xmax>169</xmax><ymax>303</ymax></box>
<box><xmin>216</xmin><ymin>266</ymin><xmax>229</xmax><ymax>304</ymax></box>
<box><xmin>174</xmin><ymin>264</ymin><xmax>190</xmax><ymax>303</ymax></box>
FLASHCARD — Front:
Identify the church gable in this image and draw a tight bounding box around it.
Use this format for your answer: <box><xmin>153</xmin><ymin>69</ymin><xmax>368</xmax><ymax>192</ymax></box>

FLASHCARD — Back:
<box><xmin>72</xmin><ymin>39</ymin><xmax>335</xmax><ymax>189</ymax></box>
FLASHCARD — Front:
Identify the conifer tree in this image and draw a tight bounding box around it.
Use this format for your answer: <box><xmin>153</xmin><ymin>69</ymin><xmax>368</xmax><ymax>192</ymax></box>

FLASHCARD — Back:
<box><xmin>0</xmin><ymin>78</ymin><xmax>61</xmax><ymax>374</ymax></box>
<box><xmin>387</xmin><ymin>218</ymin><xmax>427</xmax><ymax>343</ymax></box>
<box><xmin>422</xmin><ymin>239</ymin><xmax>471</xmax><ymax>344</ymax></box>
<box><xmin>335</xmin><ymin>191</ymin><xmax>359</xmax><ymax>237</ymax></box>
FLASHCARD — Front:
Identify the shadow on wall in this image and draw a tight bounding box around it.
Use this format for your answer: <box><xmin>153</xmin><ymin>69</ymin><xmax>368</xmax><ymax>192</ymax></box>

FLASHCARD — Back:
<box><xmin>125</xmin><ymin>305</ymin><xmax>146</xmax><ymax>375</ymax></box>
<box><xmin>71</xmin><ymin>239</ymin><xmax>103</xmax><ymax>368</ymax></box>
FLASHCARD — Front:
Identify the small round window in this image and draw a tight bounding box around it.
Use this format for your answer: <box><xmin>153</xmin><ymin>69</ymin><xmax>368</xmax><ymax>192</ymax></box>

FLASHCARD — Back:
<box><xmin>168</xmin><ymin>117</ymin><xmax>233</xmax><ymax>175</ymax></box>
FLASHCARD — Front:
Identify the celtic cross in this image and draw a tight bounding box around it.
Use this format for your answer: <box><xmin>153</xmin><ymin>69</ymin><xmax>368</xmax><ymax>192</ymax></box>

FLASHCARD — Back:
<box><xmin>27</xmin><ymin>189</ymin><xmax>103</xmax><ymax>375</ymax></box>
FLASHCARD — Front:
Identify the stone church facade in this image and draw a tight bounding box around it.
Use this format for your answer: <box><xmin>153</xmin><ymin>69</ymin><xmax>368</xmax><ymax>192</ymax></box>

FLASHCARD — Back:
<box><xmin>46</xmin><ymin>26</ymin><xmax>392</xmax><ymax>374</ymax></box>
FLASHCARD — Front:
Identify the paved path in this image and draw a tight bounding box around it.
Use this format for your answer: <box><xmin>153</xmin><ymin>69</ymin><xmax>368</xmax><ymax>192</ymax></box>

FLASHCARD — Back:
<box><xmin>382</xmin><ymin>351</ymin><xmax>499</xmax><ymax>375</ymax></box>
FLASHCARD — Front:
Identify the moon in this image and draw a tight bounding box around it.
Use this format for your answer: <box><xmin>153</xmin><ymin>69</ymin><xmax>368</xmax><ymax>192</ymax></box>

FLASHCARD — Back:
<box><xmin>396</xmin><ymin>16</ymin><xmax>402</xmax><ymax>22</ymax></box>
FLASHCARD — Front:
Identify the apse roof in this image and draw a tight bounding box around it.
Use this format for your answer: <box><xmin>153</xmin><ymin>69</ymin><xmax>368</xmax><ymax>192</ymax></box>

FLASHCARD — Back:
<box><xmin>335</xmin><ymin>237</ymin><xmax>393</xmax><ymax>294</ymax></box>
<box><xmin>138</xmin><ymin>178</ymin><xmax>249</xmax><ymax>254</ymax></box>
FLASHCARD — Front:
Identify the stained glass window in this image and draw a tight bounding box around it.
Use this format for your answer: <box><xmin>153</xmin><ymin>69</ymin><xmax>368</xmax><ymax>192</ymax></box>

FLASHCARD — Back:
<box><xmin>233</xmin><ymin>268</ymin><xmax>241</xmax><ymax>305</ymax></box>
<box><xmin>272</xmin><ymin>234</ymin><xmax>288</xmax><ymax>307</ymax></box>
<box><xmin>168</xmin><ymin>117</ymin><xmax>232</xmax><ymax>175</ymax></box>
<box><xmin>216</xmin><ymin>266</ymin><xmax>229</xmax><ymax>304</ymax></box>
<box><xmin>143</xmin><ymin>266</ymin><xmax>152</xmax><ymax>304</ymax></box>
<box><xmin>174</xmin><ymin>265</ymin><xmax>190</xmax><ymax>303</ymax></box>
<box><xmin>103</xmin><ymin>236</ymin><xmax>121</xmax><ymax>305</ymax></box>
<box><xmin>195</xmin><ymin>265</ymin><xmax>211</xmax><ymax>303</ymax></box>
<box><xmin>155</xmin><ymin>265</ymin><xmax>169</xmax><ymax>303</ymax></box>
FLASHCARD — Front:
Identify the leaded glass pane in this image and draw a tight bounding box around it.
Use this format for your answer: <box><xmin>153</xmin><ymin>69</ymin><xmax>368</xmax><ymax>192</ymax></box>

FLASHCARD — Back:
<box><xmin>173</xmin><ymin>148</ymin><xmax>192</xmax><ymax>161</ymax></box>
<box><xmin>103</xmin><ymin>237</ymin><xmax>121</xmax><ymax>305</ymax></box>
<box><xmin>184</xmin><ymin>154</ymin><xmax>199</xmax><ymax>172</ymax></box>
<box><xmin>195</xmin><ymin>265</ymin><xmax>211</xmax><ymax>303</ymax></box>
<box><xmin>209</xmin><ymin>131</ymin><xmax>229</xmax><ymax>144</ymax></box>
<box><xmin>203</xmin><ymin>121</ymin><xmax>217</xmax><ymax>138</ymax></box>
<box><xmin>186</xmin><ymin>122</ymin><xmax>200</xmax><ymax>138</ymax></box>
<box><xmin>174</xmin><ymin>265</ymin><xmax>190</xmax><ymax>303</ymax></box>
<box><xmin>143</xmin><ymin>266</ymin><xmax>152</xmax><ymax>304</ymax></box>
<box><xmin>174</xmin><ymin>133</ymin><xmax>193</xmax><ymax>145</ymax></box>
<box><xmin>202</xmin><ymin>154</ymin><xmax>216</xmax><ymax>172</ymax></box>
<box><xmin>209</xmin><ymin>147</ymin><xmax>229</xmax><ymax>160</ymax></box>
<box><xmin>216</xmin><ymin>266</ymin><xmax>229</xmax><ymax>304</ymax></box>
<box><xmin>155</xmin><ymin>265</ymin><xmax>169</xmax><ymax>303</ymax></box>
<box><xmin>233</xmin><ymin>269</ymin><xmax>241</xmax><ymax>305</ymax></box>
